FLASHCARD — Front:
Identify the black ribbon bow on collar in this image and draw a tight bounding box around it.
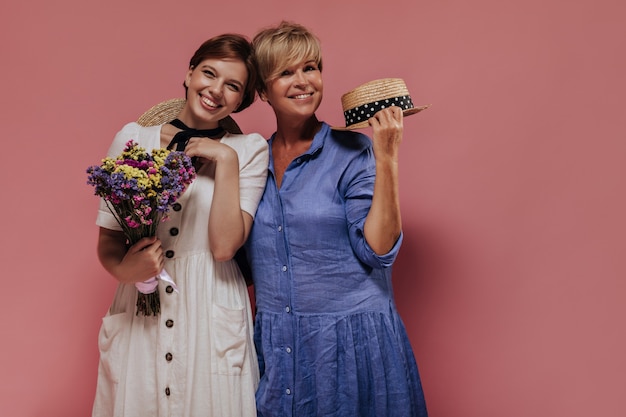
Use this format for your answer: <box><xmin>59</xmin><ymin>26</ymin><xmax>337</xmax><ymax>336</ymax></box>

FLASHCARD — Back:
<box><xmin>166</xmin><ymin>118</ymin><xmax>225</xmax><ymax>151</ymax></box>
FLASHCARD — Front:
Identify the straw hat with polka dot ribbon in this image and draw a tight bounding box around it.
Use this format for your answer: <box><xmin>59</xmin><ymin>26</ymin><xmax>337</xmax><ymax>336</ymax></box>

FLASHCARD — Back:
<box><xmin>333</xmin><ymin>78</ymin><xmax>430</xmax><ymax>130</ymax></box>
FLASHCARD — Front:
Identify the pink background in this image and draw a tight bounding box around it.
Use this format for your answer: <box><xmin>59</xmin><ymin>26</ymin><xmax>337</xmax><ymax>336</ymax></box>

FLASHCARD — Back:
<box><xmin>2</xmin><ymin>1</ymin><xmax>625</xmax><ymax>416</ymax></box>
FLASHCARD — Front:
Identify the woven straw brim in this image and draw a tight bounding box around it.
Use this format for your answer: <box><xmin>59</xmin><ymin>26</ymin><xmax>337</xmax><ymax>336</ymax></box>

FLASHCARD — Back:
<box><xmin>136</xmin><ymin>98</ymin><xmax>242</xmax><ymax>134</ymax></box>
<box><xmin>340</xmin><ymin>78</ymin><xmax>413</xmax><ymax>111</ymax></box>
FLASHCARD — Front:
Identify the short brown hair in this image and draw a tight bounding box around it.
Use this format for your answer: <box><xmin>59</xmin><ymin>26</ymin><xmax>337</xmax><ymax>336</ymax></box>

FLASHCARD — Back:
<box><xmin>252</xmin><ymin>21</ymin><xmax>323</xmax><ymax>95</ymax></box>
<box><xmin>185</xmin><ymin>34</ymin><xmax>258</xmax><ymax>113</ymax></box>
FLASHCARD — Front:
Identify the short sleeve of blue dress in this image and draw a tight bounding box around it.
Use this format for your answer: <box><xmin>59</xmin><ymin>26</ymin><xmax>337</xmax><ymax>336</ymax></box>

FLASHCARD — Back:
<box><xmin>246</xmin><ymin>122</ymin><xmax>427</xmax><ymax>417</ymax></box>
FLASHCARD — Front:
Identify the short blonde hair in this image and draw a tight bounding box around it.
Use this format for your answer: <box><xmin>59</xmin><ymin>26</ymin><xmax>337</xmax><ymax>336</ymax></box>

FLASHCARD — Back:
<box><xmin>252</xmin><ymin>21</ymin><xmax>323</xmax><ymax>94</ymax></box>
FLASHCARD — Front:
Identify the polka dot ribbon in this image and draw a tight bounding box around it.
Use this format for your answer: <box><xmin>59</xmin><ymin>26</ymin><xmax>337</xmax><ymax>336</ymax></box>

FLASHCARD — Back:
<box><xmin>343</xmin><ymin>95</ymin><xmax>414</xmax><ymax>127</ymax></box>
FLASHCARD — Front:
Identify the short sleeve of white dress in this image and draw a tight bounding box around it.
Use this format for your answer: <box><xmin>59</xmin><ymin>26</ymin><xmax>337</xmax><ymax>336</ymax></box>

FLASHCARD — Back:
<box><xmin>95</xmin><ymin>122</ymin><xmax>162</xmax><ymax>231</ymax></box>
<box><xmin>222</xmin><ymin>132</ymin><xmax>269</xmax><ymax>218</ymax></box>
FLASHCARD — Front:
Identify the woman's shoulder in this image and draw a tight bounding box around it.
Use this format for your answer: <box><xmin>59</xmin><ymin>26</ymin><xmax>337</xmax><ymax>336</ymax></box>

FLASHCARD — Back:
<box><xmin>223</xmin><ymin>132</ymin><xmax>269</xmax><ymax>151</ymax></box>
<box><xmin>224</xmin><ymin>131</ymin><xmax>267</xmax><ymax>141</ymax></box>
<box><xmin>107</xmin><ymin>122</ymin><xmax>161</xmax><ymax>155</ymax></box>
<box><xmin>116</xmin><ymin>121</ymin><xmax>161</xmax><ymax>136</ymax></box>
<box><xmin>323</xmin><ymin>122</ymin><xmax>372</xmax><ymax>151</ymax></box>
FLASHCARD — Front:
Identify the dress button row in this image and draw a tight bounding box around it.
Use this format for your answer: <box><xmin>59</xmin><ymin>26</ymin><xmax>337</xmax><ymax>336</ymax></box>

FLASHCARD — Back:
<box><xmin>165</xmin><ymin>319</ymin><xmax>174</xmax><ymax>328</ymax></box>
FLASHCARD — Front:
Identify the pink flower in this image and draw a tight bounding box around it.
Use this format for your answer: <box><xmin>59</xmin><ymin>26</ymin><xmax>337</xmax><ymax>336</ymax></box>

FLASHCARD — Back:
<box><xmin>125</xmin><ymin>217</ymin><xmax>141</xmax><ymax>228</ymax></box>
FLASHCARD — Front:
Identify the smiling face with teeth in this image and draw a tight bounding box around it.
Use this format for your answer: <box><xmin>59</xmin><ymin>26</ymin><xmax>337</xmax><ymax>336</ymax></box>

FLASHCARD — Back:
<box><xmin>262</xmin><ymin>59</ymin><xmax>323</xmax><ymax>122</ymax></box>
<box><xmin>179</xmin><ymin>57</ymin><xmax>248</xmax><ymax>130</ymax></box>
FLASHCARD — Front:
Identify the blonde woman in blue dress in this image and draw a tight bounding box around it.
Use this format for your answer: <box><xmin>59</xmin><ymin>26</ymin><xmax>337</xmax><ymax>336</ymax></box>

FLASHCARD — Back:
<box><xmin>246</xmin><ymin>22</ymin><xmax>428</xmax><ymax>416</ymax></box>
<box><xmin>92</xmin><ymin>34</ymin><xmax>268</xmax><ymax>417</ymax></box>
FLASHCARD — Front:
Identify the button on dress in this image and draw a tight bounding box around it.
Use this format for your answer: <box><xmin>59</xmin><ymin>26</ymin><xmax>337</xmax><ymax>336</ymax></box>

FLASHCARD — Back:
<box><xmin>92</xmin><ymin>122</ymin><xmax>268</xmax><ymax>417</ymax></box>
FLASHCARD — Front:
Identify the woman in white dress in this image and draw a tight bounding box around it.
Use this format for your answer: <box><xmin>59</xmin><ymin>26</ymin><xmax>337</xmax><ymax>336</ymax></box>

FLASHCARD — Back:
<box><xmin>92</xmin><ymin>34</ymin><xmax>268</xmax><ymax>417</ymax></box>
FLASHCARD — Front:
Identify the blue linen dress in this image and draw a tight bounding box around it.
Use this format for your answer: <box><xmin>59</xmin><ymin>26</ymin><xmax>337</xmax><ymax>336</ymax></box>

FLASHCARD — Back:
<box><xmin>246</xmin><ymin>122</ymin><xmax>428</xmax><ymax>417</ymax></box>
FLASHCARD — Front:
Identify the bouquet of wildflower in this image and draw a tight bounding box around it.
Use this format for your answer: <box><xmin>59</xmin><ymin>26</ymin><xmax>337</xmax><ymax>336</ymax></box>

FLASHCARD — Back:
<box><xmin>87</xmin><ymin>140</ymin><xmax>196</xmax><ymax>316</ymax></box>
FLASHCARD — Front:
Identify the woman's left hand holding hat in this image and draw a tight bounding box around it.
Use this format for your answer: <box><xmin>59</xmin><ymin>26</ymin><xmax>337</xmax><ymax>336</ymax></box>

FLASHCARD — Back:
<box><xmin>368</xmin><ymin>106</ymin><xmax>404</xmax><ymax>161</ymax></box>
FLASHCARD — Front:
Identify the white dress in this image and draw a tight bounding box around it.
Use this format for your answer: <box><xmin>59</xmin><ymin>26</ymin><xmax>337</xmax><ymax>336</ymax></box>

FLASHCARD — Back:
<box><xmin>92</xmin><ymin>122</ymin><xmax>269</xmax><ymax>417</ymax></box>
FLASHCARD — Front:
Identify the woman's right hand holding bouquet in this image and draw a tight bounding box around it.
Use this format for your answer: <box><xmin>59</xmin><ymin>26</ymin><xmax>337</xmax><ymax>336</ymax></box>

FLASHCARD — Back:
<box><xmin>98</xmin><ymin>230</ymin><xmax>165</xmax><ymax>285</ymax></box>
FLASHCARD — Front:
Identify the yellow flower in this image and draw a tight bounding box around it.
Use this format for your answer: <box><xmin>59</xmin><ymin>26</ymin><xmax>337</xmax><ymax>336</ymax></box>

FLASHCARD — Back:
<box><xmin>101</xmin><ymin>157</ymin><xmax>116</xmax><ymax>172</ymax></box>
<box><xmin>152</xmin><ymin>148</ymin><xmax>170</xmax><ymax>167</ymax></box>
